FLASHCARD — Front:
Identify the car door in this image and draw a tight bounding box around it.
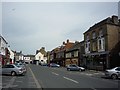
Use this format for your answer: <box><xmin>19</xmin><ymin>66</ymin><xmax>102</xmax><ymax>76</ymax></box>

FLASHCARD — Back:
<box><xmin>116</xmin><ymin>67</ymin><xmax>120</xmax><ymax>78</ymax></box>
<box><xmin>2</xmin><ymin>65</ymin><xmax>9</xmax><ymax>74</ymax></box>
<box><xmin>71</xmin><ymin>65</ymin><xmax>77</xmax><ymax>70</ymax></box>
<box><xmin>2</xmin><ymin>65</ymin><xmax>15</xmax><ymax>74</ymax></box>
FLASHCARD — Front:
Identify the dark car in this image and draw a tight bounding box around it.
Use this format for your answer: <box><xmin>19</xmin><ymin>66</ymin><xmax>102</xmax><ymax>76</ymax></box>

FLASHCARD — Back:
<box><xmin>67</xmin><ymin>64</ymin><xmax>85</xmax><ymax>71</ymax></box>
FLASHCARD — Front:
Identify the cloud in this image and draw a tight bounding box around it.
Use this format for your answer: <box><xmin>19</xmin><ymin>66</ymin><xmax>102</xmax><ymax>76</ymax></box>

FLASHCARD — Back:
<box><xmin>2</xmin><ymin>2</ymin><xmax>118</xmax><ymax>54</ymax></box>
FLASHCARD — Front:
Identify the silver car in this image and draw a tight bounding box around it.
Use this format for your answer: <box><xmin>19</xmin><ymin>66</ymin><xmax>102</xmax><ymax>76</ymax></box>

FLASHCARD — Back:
<box><xmin>105</xmin><ymin>67</ymin><xmax>120</xmax><ymax>79</ymax></box>
<box><xmin>67</xmin><ymin>64</ymin><xmax>85</xmax><ymax>71</ymax></box>
<box><xmin>2</xmin><ymin>64</ymin><xmax>26</xmax><ymax>76</ymax></box>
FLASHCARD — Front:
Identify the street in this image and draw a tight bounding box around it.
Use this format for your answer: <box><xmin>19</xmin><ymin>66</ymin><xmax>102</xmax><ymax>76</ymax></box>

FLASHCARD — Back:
<box><xmin>1</xmin><ymin>64</ymin><xmax>120</xmax><ymax>90</ymax></box>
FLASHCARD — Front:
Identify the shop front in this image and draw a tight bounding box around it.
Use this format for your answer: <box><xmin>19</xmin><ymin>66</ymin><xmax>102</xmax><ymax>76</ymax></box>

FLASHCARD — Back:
<box><xmin>84</xmin><ymin>51</ymin><xmax>109</xmax><ymax>71</ymax></box>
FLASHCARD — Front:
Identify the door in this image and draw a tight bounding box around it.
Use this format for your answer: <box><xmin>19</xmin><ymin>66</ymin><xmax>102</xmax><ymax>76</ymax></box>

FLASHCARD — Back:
<box><xmin>2</xmin><ymin>65</ymin><xmax>15</xmax><ymax>74</ymax></box>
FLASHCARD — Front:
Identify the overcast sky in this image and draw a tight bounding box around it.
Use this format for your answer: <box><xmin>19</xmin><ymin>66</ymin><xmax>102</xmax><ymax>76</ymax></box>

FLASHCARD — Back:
<box><xmin>2</xmin><ymin>1</ymin><xmax>118</xmax><ymax>55</ymax></box>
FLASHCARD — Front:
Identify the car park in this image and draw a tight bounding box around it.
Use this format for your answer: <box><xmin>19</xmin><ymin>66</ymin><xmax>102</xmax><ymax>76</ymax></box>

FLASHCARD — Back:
<box><xmin>67</xmin><ymin>64</ymin><xmax>85</xmax><ymax>71</ymax></box>
<box><xmin>2</xmin><ymin>64</ymin><xmax>26</xmax><ymax>76</ymax></box>
<box><xmin>105</xmin><ymin>67</ymin><xmax>120</xmax><ymax>79</ymax></box>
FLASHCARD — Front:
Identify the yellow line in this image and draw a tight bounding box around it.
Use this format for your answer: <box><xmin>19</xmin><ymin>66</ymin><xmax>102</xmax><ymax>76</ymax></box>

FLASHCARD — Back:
<box><xmin>28</xmin><ymin>67</ymin><xmax>41</xmax><ymax>88</ymax></box>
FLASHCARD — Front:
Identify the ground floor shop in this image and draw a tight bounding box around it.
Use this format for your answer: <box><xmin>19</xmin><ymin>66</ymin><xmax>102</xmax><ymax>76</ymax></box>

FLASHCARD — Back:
<box><xmin>83</xmin><ymin>51</ymin><xmax>110</xmax><ymax>71</ymax></box>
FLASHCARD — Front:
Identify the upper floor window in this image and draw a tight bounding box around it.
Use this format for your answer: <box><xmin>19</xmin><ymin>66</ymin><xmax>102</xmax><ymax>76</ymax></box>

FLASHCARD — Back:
<box><xmin>92</xmin><ymin>32</ymin><xmax>96</xmax><ymax>39</ymax></box>
<box><xmin>74</xmin><ymin>51</ymin><xmax>78</xmax><ymax>57</ymax></box>
<box><xmin>66</xmin><ymin>53</ymin><xmax>71</xmax><ymax>58</ymax></box>
<box><xmin>99</xmin><ymin>30</ymin><xmax>103</xmax><ymax>37</ymax></box>
<box><xmin>86</xmin><ymin>35</ymin><xmax>90</xmax><ymax>41</ymax></box>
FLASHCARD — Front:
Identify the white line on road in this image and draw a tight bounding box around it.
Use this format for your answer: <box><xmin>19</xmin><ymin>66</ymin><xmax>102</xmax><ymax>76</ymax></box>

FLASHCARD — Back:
<box><xmin>63</xmin><ymin>76</ymin><xmax>79</xmax><ymax>84</ymax></box>
<box><xmin>29</xmin><ymin>67</ymin><xmax>41</xmax><ymax>88</ymax></box>
<box><xmin>3</xmin><ymin>76</ymin><xmax>16</xmax><ymax>88</ymax></box>
<box><xmin>52</xmin><ymin>72</ymin><xmax>59</xmax><ymax>76</ymax></box>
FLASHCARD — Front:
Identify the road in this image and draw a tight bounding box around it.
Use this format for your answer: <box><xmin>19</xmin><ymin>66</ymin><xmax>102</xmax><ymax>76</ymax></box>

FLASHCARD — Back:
<box><xmin>1</xmin><ymin>64</ymin><xmax>120</xmax><ymax>90</ymax></box>
<box><xmin>29</xmin><ymin>64</ymin><xmax>119</xmax><ymax>89</ymax></box>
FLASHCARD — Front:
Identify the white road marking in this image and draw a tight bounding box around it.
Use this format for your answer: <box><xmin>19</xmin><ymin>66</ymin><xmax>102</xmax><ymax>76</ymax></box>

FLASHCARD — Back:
<box><xmin>52</xmin><ymin>72</ymin><xmax>59</xmax><ymax>76</ymax></box>
<box><xmin>3</xmin><ymin>76</ymin><xmax>16</xmax><ymax>88</ymax></box>
<box><xmin>29</xmin><ymin>67</ymin><xmax>41</xmax><ymax>88</ymax></box>
<box><xmin>91</xmin><ymin>88</ymin><xmax>97</xmax><ymax>90</ymax></box>
<box><xmin>16</xmin><ymin>81</ymin><xmax>23</xmax><ymax>83</ymax></box>
<box><xmin>63</xmin><ymin>76</ymin><xmax>79</xmax><ymax>84</ymax></box>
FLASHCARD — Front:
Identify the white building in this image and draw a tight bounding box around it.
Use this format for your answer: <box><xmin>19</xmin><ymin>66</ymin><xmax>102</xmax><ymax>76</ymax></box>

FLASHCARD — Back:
<box><xmin>0</xmin><ymin>35</ymin><xmax>8</xmax><ymax>56</ymax></box>
<box><xmin>35</xmin><ymin>52</ymin><xmax>47</xmax><ymax>65</ymax></box>
<box><xmin>0</xmin><ymin>35</ymin><xmax>8</xmax><ymax>65</ymax></box>
<box><xmin>24</xmin><ymin>56</ymin><xmax>31</xmax><ymax>63</ymax></box>
<box><xmin>7</xmin><ymin>47</ymin><xmax>14</xmax><ymax>64</ymax></box>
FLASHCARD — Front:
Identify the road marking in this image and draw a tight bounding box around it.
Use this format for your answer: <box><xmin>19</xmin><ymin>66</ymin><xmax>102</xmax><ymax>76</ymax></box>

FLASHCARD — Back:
<box><xmin>91</xmin><ymin>88</ymin><xmax>97</xmax><ymax>90</ymax></box>
<box><xmin>3</xmin><ymin>76</ymin><xmax>16</xmax><ymax>88</ymax></box>
<box><xmin>28</xmin><ymin>67</ymin><xmax>41</xmax><ymax>88</ymax></box>
<box><xmin>63</xmin><ymin>76</ymin><xmax>79</xmax><ymax>84</ymax></box>
<box><xmin>52</xmin><ymin>72</ymin><xmax>59</xmax><ymax>76</ymax></box>
<box><xmin>16</xmin><ymin>81</ymin><xmax>23</xmax><ymax>83</ymax></box>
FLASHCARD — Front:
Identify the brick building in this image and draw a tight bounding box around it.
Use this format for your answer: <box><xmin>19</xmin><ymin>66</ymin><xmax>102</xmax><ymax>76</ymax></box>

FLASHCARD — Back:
<box><xmin>50</xmin><ymin>39</ymin><xmax>74</xmax><ymax>66</ymax></box>
<box><xmin>84</xmin><ymin>15</ymin><xmax>120</xmax><ymax>70</ymax></box>
<box><xmin>65</xmin><ymin>41</ymin><xmax>85</xmax><ymax>66</ymax></box>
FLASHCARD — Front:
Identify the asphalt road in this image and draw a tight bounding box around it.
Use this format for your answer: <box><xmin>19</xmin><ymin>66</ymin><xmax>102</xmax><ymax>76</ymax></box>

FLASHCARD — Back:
<box><xmin>2</xmin><ymin>64</ymin><xmax>39</xmax><ymax>89</ymax></box>
<box><xmin>29</xmin><ymin>64</ymin><xmax>120</xmax><ymax>89</ymax></box>
<box><xmin>1</xmin><ymin>64</ymin><xmax>120</xmax><ymax>90</ymax></box>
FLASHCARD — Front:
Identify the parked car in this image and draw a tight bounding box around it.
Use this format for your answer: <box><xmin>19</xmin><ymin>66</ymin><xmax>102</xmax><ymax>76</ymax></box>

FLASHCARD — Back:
<box><xmin>49</xmin><ymin>63</ymin><xmax>60</xmax><ymax>67</ymax></box>
<box><xmin>105</xmin><ymin>67</ymin><xmax>120</xmax><ymax>79</ymax></box>
<box><xmin>14</xmin><ymin>63</ymin><xmax>27</xmax><ymax>73</ymax></box>
<box><xmin>67</xmin><ymin>64</ymin><xmax>85</xmax><ymax>71</ymax></box>
<box><xmin>2</xmin><ymin>64</ymin><xmax>26</xmax><ymax>76</ymax></box>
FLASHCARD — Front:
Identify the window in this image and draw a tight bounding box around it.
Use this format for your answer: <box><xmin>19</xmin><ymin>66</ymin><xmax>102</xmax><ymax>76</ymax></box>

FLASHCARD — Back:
<box><xmin>98</xmin><ymin>38</ymin><xmax>105</xmax><ymax>51</ymax></box>
<box><xmin>86</xmin><ymin>35</ymin><xmax>89</xmax><ymax>41</ymax></box>
<box><xmin>74</xmin><ymin>51</ymin><xmax>78</xmax><ymax>57</ymax></box>
<box><xmin>92</xmin><ymin>32</ymin><xmax>96</xmax><ymax>39</ymax></box>
<box><xmin>92</xmin><ymin>42</ymin><xmax>97</xmax><ymax>51</ymax></box>
<box><xmin>99</xmin><ymin>30</ymin><xmax>103</xmax><ymax>37</ymax></box>
<box><xmin>116</xmin><ymin>67</ymin><xmax>120</xmax><ymax>71</ymax></box>
<box><xmin>66</xmin><ymin>53</ymin><xmax>71</xmax><ymax>58</ymax></box>
<box><xmin>99</xmin><ymin>40</ymin><xmax>102</xmax><ymax>50</ymax></box>
<box><xmin>4</xmin><ymin>65</ymin><xmax>14</xmax><ymax>68</ymax></box>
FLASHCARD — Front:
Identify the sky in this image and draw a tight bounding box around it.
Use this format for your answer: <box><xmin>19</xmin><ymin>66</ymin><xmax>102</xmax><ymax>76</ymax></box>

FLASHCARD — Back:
<box><xmin>1</xmin><ymin>0</ymin><xmax>119</xmax><ymax>55</ymax></box>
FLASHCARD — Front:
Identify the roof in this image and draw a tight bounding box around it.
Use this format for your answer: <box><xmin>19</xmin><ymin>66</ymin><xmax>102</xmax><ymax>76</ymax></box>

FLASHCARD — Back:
<box><xmin>84</xmin><ymin>15</ymin><xmax>120</xmax><ymax>34</ymax></box>
<box><xmin>0</xmin><ymin>35</ymin><xmax>8</xmax><ymax>44</ymax></box>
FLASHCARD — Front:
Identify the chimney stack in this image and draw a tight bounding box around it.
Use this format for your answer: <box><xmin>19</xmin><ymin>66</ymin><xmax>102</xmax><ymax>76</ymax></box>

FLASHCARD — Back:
<box><xmin>63</xmin><ymin>41</ymin><xmax>65</xmax><ymax>45</ymax></box>
<box><xmin>112</xmin><ymin>15</ymin><xmax>118</xmax><ymax>25</ymax></box>
<box><xmin>67</xmin><ymin>39</ymin><xmax>69</xmax><ymax>43</ymax></box>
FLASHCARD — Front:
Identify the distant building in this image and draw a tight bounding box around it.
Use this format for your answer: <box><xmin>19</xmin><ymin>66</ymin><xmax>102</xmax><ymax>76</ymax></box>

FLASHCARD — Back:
<box><xmin>14</xmin><ymin>51</ymin><xmax>24</xmax><ymax>62</ymax></box>
<box><xmin>65</xmin><ymin>41</ymin><xmax>85</xmax><ymax>66</ymax></box>
<box><xmin>35</xmin><ymin>47</ymin><xmax>47</xmax><ymax>65</ymax></box>
<box><xmin>50</xmin><ymin>39</ymin><xmax>74</xmax><ymax>66</ymax></box>
<box><xmin>24</xmin><ymin>55</ymin><xmax>35</xmax><ymax>64</ymax></box>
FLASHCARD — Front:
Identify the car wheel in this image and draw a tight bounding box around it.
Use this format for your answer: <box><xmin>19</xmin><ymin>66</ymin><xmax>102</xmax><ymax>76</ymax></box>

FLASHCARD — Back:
<box><xmin>79</xmin><ymin>69</ymin><xmax>82</xmax><ymax>72</ymax></box>
<box><xmin>111</xmin><ymin>74</ymin><xmax>118</xmax><ymax>79</ymax></box>
<box><xmin>11</xmin><ymin>71</ymin><xmax>16</xmax><ymax>76</ymax></box>
<box><xmin>67</xmin><ymin>68</ymin><xmax>70</xmax><ymax>71</ymax></box>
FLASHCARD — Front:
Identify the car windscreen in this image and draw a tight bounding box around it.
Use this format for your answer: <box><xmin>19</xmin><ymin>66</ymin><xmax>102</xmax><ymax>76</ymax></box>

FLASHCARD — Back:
<box><xmin>14</xmin><ymin>64</ymin><xmax>21</xmax><ymax>68</ymax></box>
